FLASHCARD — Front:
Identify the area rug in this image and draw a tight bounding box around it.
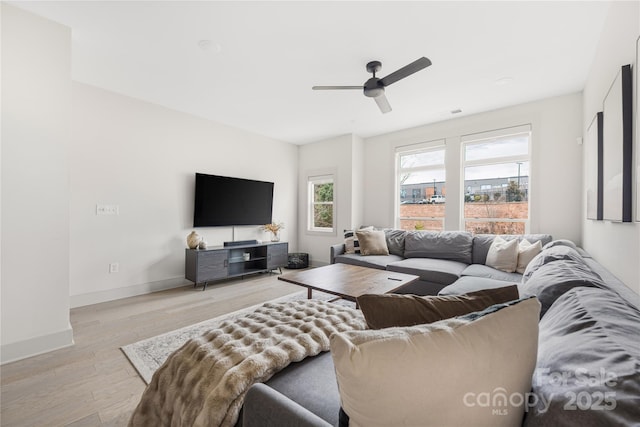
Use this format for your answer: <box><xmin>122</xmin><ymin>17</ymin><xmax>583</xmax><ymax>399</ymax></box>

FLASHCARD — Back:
<box><xmin>121</xmin><ymin>290</ymin><xmax>352</xmax><ymax>383</ymax></box>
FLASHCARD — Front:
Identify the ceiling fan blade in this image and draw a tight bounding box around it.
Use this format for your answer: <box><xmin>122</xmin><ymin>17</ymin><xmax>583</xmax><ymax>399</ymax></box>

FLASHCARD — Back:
<box><xmin>379</xmin><ymin>57</ymin><xmax>432</xmax><ymax>87</ymax></box>
<box><xmin>374</xmin><ymin>93</ymin><xmax>392</xmax><ymax>114</ymax></box>
<box><xmin>312</xmin><ymin>85</ymin><xmax>363</xmax><ymax>90</ymax></box>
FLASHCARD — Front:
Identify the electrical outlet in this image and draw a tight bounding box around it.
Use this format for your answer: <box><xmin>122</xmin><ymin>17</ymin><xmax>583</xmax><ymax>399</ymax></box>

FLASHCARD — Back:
<box><xmin>109</xmin><ymin>263</ymin><xmax>119</xmax><ymax>273</ymax></box>
<box><xmin>97</xmin><ymin>204</ymin><xmax>119</xmax><ymax>215</ymax></box>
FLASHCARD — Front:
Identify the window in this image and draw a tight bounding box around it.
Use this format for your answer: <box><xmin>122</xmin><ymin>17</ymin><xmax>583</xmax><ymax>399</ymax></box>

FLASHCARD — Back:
<box><xmin>462</xmin><ymin>125</ymin><xmax>531</xmax><ymax>234</ymax></box>
<box><xmin>308</xmin><ymin>174</ymin><xmax>334</xmax><ymax>233</ymax></box>
<box><xmin>396</xmin><ymin>141</ymin><xmax>446</xmax><ymax>231</ymax></box>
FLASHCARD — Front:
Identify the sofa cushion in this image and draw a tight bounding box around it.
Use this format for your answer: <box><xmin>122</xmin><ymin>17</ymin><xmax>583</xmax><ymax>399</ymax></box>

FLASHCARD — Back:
<box><xmin>355</xmin><ymin>229</ymin><xmax>389</xmax><ymax>256</ymax></box>
<box><xmin>485</xmin><ymin>236</ymin><xmax>519</xmax><ymax>273</ymax></box>
<box><xmin>460</xmin><ymin>264</ymin><xmax>523</xmax><ymax>282</ymax></box>
<box><xmin>522</xmin><ymin>245</ymin><xmax>585</xmax><ymax>284</ymax></box>
<box><xmin>519</xmin><ymin>258</ymin><xmax>607</xmax><ymax>317</ymax></box>
<box><xmin>439</xmin><ymin>275</ymin><xmax>521</xmax><ymax>296</ymax></box>
<box><xmin>471</xmin><ymin>234</ymin><xmax>553</xmax><ymax>265</ymax></box>
<box><xmin>333</xmin><ymin>253</ymin><xmax>403</xmax><ymax>270</ymax></box>
<box><xmin>524</xmin><ymin>287</ymin><xmax>640</xmax><ymax>427</ymax></box>
<box><xmin>404</xmin><ymin>231</ymin><xmax>473</xmax><ymax>264</ymax></box>
<box><xmin>330</xmin><ymin>298</ymin><xmax>541</xmax><ymax>427</ymax></box>
<box><xmin>383</xmin><ymin>229</ymin><xmax>406</xmax><ymax>257</ymax></box>
<box><xmin>387</xmin><ymin>258</ymin><xmax>467</xmax><ymax>286</ymax></box>
<box><xmin>357</xmin><ymin>285</ymin><xmax>519</xmax><ymax>329</ymax></box>
<box><xmin>264</xmin><ymin>351</ymin><xmax>340</xmax><ymax>426</ymax></box>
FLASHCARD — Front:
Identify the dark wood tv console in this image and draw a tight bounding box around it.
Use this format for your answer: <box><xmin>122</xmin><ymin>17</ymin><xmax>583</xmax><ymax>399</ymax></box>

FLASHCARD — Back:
<box><xmin>185</xmin><ymin>242</ymin><xmax>288</xmax><ymax>290</ymax></box>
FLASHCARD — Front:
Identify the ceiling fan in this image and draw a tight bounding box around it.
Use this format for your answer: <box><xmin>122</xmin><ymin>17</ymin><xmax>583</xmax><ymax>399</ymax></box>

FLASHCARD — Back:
<box><xmin>312</xmin><ymin>57</ymin><xmax>432</xmax><ymax>114</ymax></box>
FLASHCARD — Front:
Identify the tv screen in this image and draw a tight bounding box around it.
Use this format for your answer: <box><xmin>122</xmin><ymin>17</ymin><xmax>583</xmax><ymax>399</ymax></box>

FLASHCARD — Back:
<box><xmin>193</xmin><ymin>173</ymin><xmax>274</xmax><ymax>227</ymax></box>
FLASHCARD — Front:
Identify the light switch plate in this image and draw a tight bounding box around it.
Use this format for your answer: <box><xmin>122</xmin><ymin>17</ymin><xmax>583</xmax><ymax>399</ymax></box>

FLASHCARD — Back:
<box><xmin>97</xmin><ymin>204</ymin><xmax>119</xmax><ymax>215</ymax></box>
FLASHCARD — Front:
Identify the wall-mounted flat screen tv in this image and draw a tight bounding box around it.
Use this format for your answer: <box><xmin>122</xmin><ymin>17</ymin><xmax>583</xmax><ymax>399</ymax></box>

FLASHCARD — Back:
<box><xmin>193</xmin><ymin>173</ymin><xmax>274</xmax><ymax>227</ymax></box>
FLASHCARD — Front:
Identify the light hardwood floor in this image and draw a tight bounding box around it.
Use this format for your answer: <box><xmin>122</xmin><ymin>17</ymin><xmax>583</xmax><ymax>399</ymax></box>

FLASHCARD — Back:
<box><xmin>0</xmin><ymin>274</ymin><xmax>301</xmax><ymax>426</ymax></box>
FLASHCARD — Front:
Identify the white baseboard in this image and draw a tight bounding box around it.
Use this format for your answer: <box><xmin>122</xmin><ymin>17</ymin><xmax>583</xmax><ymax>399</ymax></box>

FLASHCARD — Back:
<box><xmin>1</xmin><ymin>326</ymin><xmax>74</xmax><ymax>365</ymax></box>
<box><xmin>70</xmin><ymin>277</ymin><xmax>191</xmax><ymax>308</ymax></box>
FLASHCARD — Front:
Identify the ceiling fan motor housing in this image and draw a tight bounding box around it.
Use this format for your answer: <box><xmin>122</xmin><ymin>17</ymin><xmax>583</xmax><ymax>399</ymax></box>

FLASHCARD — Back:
<box><xmin>364</xmin><ymin>78</ymin><xmax>384</xmax><ymax>98</ymax></box>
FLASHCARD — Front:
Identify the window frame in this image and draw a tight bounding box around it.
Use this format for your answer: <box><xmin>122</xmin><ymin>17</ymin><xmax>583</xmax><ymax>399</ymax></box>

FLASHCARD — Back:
<box><xmin>460</xmin><ymin>125</ymin><xmax>532</xmax><ymax>234</ymax></box>
<box><xmin>307</xmin><ymin>173</ymin><xmax>336</xmax><ymax>235</ymax></box>
<box><xmin>395</xmin><ymin>140</ymin><xmax>446</xmax><ymax>230</ymax></box>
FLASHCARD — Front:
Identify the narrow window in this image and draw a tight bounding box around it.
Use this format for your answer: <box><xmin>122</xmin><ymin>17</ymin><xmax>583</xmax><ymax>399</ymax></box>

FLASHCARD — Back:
<box><xmin>308</xmin><ymin>175</ymin><xmax>334</xmax><ymax>233</ymax></box>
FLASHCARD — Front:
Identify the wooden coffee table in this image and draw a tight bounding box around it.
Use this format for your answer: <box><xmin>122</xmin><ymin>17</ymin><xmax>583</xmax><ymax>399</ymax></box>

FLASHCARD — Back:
<box><xmin>278</xmin><ymin>263</ymin><xmax>419</xmax><ymax>308</ymax></box>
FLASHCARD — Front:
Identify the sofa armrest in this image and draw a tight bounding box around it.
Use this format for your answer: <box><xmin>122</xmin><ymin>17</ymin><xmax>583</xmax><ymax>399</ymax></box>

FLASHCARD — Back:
<box><xmin>243</xmin><ymin>383</ymin><xmax>332</xmax><ymax>427</ymax></box>
<box><xmin>330</xmin><ymin>244</ymin><xmax>346</xmax><ymax>264</ymax></box>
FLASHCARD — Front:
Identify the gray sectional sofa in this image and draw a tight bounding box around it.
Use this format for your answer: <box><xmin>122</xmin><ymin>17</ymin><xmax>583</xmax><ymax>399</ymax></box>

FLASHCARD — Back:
<box><xmin>330</xmin><ymin>230</ymin><xmax>552</xmax><ymax>295</ymax></box>
<box><xmin>241</xmin><ymin>231</ymin><xmax>640</xmax><ymax>427</ymax></box>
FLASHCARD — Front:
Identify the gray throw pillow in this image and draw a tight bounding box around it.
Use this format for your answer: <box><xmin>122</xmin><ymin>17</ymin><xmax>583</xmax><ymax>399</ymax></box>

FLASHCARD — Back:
<box><xmin>383</xmin><ymin>229</ymin><xmax>406</xmax><ymax>257</ymax></box>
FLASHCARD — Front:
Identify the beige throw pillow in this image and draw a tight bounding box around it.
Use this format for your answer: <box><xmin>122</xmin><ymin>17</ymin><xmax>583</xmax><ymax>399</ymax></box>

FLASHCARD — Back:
<box><xmin>486</xmin><ymin>236</ymin><xmax>519</xmax><ymax>273</ymax></box>
<box><xmin>357</xmin><ymin>285</ymin><xmax>519</xmax><ymax>329</ymax></box>
<box><xmin>330</xmin><ymin>298</ymin><xmax>541</xmax><ymax>427</ymax></box>
<box><xmin>354</xmin><ymin>229</ymin><xmax>389</xmax><ymax>256</ymax></box>
<box><xmin>516</xmin><ymin>239</ymin><xmax>543</xmax><ymax>274</ymax></box>
<box><xmin>344</xmin><ymin>226</ymin><xmax>374</xmax><ymax>254</ymax></box>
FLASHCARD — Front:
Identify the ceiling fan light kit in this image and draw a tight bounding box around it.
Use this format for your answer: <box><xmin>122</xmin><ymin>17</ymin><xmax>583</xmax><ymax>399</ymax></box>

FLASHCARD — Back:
<box><xmin>312</xmin><ymin>57</ymin><xmax>432</xmax><ymax>114</ymax></box>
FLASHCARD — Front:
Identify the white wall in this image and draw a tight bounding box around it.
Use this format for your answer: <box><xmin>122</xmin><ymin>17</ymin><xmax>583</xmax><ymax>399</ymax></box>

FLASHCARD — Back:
<box><xmin>363</xmin><ymin>93</ymin><xmax>584</xmax><ymax>244</ymax></box>
<box><xmin>298</xmin><ymin>134</ymin><xmax>364</xmax><ymax>265</ymax></box>
<box><xmin>1</xmin><ymin>4</ymin><xmax>74</xmax><ymax>363</ymax></box>
<box><xmin>69</xmin><ymin>83</ymin><xmax>299</xmax><ymax>307</ymax></box>
<box><xmin>351</xmin><ymin>135</ymin><xmax>365</xmax><ymax>228</ymax></box>
<box><xmin>582</xmin><ymin>1</ymin><xmax>640</xmax><ymax>295</ymax></box>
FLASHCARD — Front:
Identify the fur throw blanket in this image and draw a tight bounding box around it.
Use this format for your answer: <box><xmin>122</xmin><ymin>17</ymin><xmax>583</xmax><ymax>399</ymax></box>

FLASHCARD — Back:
<box><xmin>129</xmin><ymin>299</ymin><xmax>366</xmax><ymax>427</ymax></box>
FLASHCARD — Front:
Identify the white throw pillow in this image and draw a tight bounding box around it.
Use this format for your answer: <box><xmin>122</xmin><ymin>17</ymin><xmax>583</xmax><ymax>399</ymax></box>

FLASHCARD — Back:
<box><xmin>516</xmin><ymin>239</ymin><xmax>543</xmax><ymax>274</ymax></box>
<box><xmin>485</xmin><ymin>236</ymin><xmax>519</xmax><ymax>273</ymax></box>
<box><xmin>330</xmin><ymin>298</ymin><xmax>541</xmax><ymax>427</ymax></box>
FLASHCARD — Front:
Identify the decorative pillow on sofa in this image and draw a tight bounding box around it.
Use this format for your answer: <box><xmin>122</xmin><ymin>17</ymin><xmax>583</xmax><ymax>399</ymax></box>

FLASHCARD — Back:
<box><xmin>519</xmin><ymin>258</ymin><xmax>606</xmax><ymax>317</ymax></box>
<box><xmin>344</xmin><ymin>226</ymin><xmax>373</xmax><ymax>254</ymax></box>
<box><xmin>383</xmin><ymin>229</ymin><xmax>406</xmax><ymax>257</ymax></box>
<box><xmin>471</xmin><ymin>234</ymin><xmax>552</xmax><ymax>265</ymax></box>
<box><xmin>516</xmin><ymin>239</ymin><xmax>543</xmax><ymax>274</ymax></box>
<box><xmin>355</xmin><ymin>229</ymin><xmax>389</xmax><ymax>256</ymax></box>
<box><xmin>357</xmin><ymin>285</ymin><xmax>519</xmax><ymax>329</ymax></box>
<box><xmin>330</xmin><ymin>297</ymin><xmax>541</xmax><ymax>427</ymax></box>
<box><xmin>485</xmin><ymin>236</ymin><xmax>519</xmax><ymax>273</ymax></box>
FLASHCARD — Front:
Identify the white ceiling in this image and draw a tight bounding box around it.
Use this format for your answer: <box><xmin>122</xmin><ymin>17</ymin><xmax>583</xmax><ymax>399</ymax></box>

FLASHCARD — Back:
<box><xmin>13</xmin><ymin>1</ymin><xmax>610</xmax><ymax>144</ymax></box>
